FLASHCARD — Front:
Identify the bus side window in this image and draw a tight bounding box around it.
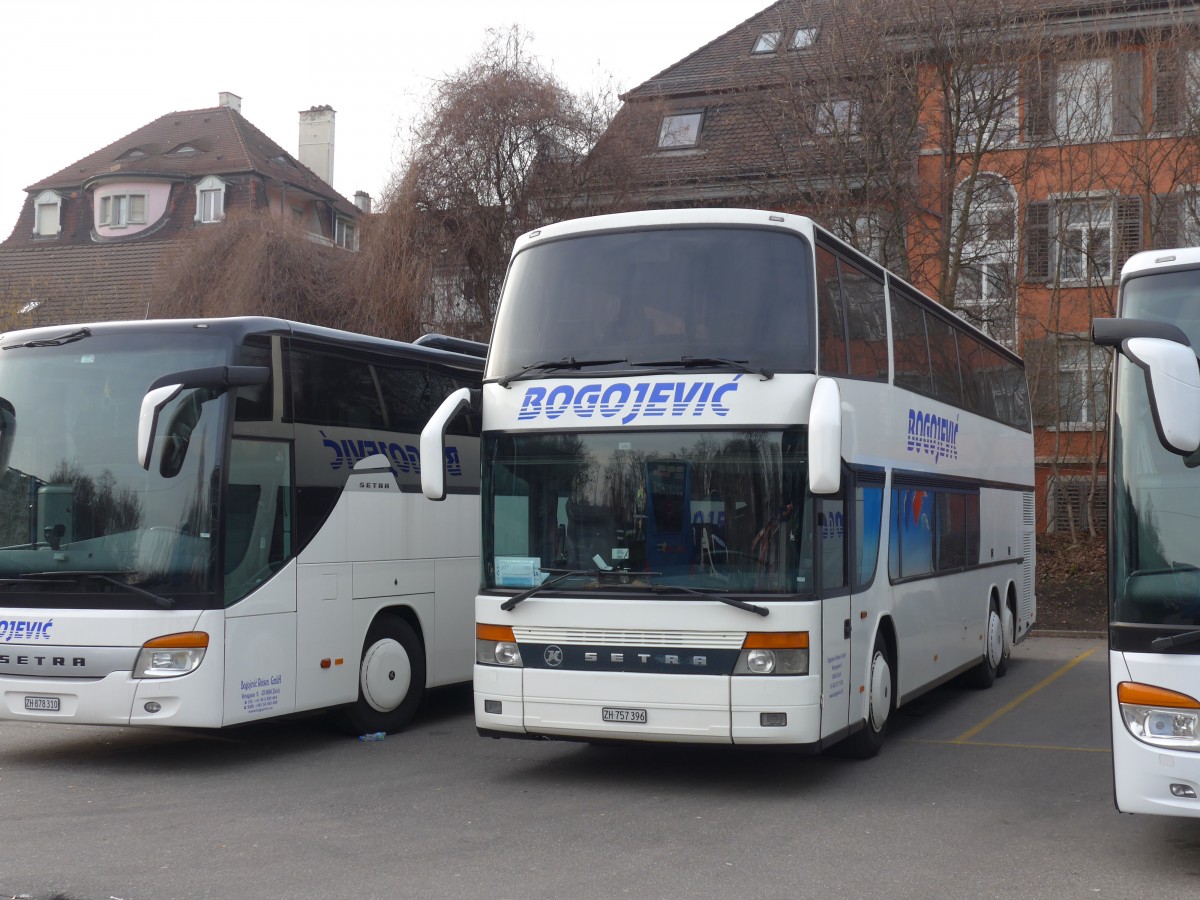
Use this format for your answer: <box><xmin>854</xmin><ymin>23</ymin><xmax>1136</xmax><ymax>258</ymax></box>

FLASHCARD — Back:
<box><xmin>818</xmin><ymin>495</ymin><xmax>847</xmax><ymax>592</ymax></box>
<box><xmin>816</xmin><ymin>247</ymin><xmax>850</xmax><ymax>375</ymax></box>
<box><xmin>854</xmin><ymin>479</ymin><xmax>883</xmax><ymax>589</ymax></box>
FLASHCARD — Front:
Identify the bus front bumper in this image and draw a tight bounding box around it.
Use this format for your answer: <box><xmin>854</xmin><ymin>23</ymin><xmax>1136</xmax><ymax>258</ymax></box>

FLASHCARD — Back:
<box><xmin>474</xmin><ymin>665</ymin><xmax>822</xmax><ymax>745</ymax></box>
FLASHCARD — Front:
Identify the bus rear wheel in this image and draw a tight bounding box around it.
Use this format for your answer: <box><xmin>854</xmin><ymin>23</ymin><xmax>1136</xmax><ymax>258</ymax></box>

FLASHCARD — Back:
<box><xmin>336</xmin><ymin>614</ymin><xmax>426</xmax><ymax>735</ymax></box>
<box><xmin>840</xmin><ymin>631</ymin><xmax>893</xmax><ymax>759</ymax></box>
<box><xmin>966</xmin><ymin>601</ymin><xmax>1003</xmax><ymax>689</ymax></box>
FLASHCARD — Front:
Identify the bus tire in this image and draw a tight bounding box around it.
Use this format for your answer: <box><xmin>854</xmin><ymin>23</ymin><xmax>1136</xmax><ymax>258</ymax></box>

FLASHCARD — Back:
<box><xmin>966</xmin><ymin>600</ymin><xmax>1002</xmax><ymax>689</ymax></box>
<box><xmin>338</xmin><ymin>614</ymin><xmax>426</xmax><ymax>735</ymax></box>
<box><xmin>840</xmin><ymin>631</ymin><xmax>893</xmax><ymax>759</ymax></box>
<box><xmin>996</xmin><ymin>600</ymin><xmax>1015</xmax><ymax>678</ymax></box>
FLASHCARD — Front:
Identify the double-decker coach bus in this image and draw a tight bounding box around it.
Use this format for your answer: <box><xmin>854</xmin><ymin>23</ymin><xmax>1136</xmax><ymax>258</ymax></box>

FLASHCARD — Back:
<box><xmin>1094</xmin><ymin>247</ymin><xmax>1200</xmax><ymax>816</ymax></box>
<box><xmin>0</xmin><ymin>317</ymin><xmax>482</xmax><ymax>733</ymax></box>
<box><xmin>423</xmin><ymin>209</ymin><xmax>1035</xmax><ymax>754</ymax></box>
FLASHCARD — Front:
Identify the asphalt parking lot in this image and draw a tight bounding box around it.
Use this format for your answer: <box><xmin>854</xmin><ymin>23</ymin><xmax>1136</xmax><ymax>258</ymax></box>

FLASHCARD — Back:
<box><xmin>2</xmin><ymin>634</ymin><xmax>1200</xmax><ymax>900</ymax></box>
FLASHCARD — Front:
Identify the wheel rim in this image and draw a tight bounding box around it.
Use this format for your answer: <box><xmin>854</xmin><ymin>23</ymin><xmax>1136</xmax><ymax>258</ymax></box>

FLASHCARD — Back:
<box><xmin>360</xmin><ymin>638</ymin><xmax>412</xmax><ymax>713</ymax></box>
<box><xmin>868</xmin><ymin>649</ymin><xmax>892</xmax><ymax>732</ymax></box>
<box><xmin>986</xmin><ymin>608</ymin><xmax>1004</xmax><ymax>669</ymax></box>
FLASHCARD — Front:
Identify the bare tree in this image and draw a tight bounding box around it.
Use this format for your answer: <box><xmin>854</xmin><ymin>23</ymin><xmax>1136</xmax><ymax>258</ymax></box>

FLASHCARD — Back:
<box><xmin>148</xmin><ymin>210</ymin><xmax>356</xmax><ymax>329</ymax></box>
<box><xmin>356</xmin><ymin>26</ymin><xmax>630</xmax><ymax>341</ymax></box>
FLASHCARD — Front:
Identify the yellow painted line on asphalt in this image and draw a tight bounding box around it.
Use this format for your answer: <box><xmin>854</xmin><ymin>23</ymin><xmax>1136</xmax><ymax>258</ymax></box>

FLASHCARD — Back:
<box><xmin>903</xmin><ymin>738</ymin><xmax>1109</xmax><ymax>753</ymax></box>
<box><xmin>952</xmin><ymin>645</ymin><xmax>1101</xmax><ymax>744</ymax></box>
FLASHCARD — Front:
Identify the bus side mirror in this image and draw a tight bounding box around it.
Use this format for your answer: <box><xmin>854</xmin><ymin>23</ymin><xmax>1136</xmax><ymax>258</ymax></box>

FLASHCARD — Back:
<box><xmin>1124</xmin><ymin>336</ymin><xmax>1200</xmax><ymax>456</ymax></box>
<box><xmin>138</xmin><ymin>366</ymin><xmax>270</xmax><ymax>471</ymax></box>
<box><xmin>809</xmin><ymin>377</ymin><xmax>842</xmax><ymax>494</ymax></box>
<box><xmin>0</xmin><ymin>397</ymin><xmax>16</xmax><ymax>476</ymax></box>
<box><xmin>421</xmin><ymin>387</ymin><xmax>476</xmax><ymax>501</ymax></box>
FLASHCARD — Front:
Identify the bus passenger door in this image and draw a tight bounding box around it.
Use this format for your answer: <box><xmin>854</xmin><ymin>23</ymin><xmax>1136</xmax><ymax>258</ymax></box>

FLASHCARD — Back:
<box><xmin>818</xmin><ymin>492</ymin><xmax>851</xmax><ymax>739</ymax></box>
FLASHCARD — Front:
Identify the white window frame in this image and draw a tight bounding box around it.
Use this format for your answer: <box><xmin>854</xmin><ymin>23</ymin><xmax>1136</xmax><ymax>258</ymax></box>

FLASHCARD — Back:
<box><xmin>1056</xmin><ymin>197</ymin><xmax>1113</xmax><ymax>283</ymax></box>
<box><xmin>335</xmin><ymin>217</ymin><xmax>357</xmax><ymax>251</ymax></box>
<box><xmin>195</xmin><ymin>176</ymin><xmax>227</xmax><ymax>224</ymax></box>
<box><xmin>1054</xmin><ymin>340</ymin><xmax>1110</xmax><ymax>429</ymax></box>
<box><xmin>32</xmin><ymin>190</ymin><xmax>62</xmax><ymax>237</ymax></box>
<box><xmin>97</xmin><ymin>192</ymin><xmax>147</xmax><ymax>228</ymax></box>
<box><xmin>953</xmin><ymin>176</ymin><xmax>1018</xmax><ymax>345</ymax></box>
<box><xmin>1056</xmin><ymin>58</ymin><xmax>1113</xmax><ymax>141</ymax></box>
<box><xmin>657</xmin><ymin>112</ymin><xmax>704</xmax><ymax>149</ymax></box>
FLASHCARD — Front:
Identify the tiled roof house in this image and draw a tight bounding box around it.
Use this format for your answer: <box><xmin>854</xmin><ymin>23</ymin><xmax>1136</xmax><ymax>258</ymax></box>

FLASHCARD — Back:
<box><xmin>0</xmin><ymin>93</ymin><xmax>366</xmax><ymax>327</ymax></box>
<box><xmin>605</xmin><ymin>0</ymin><xmax>1200</xmax><ymax>532</ymax></box>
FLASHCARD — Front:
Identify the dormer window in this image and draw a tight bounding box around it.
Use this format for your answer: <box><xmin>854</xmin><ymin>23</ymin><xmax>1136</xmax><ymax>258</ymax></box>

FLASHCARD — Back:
<box><xmin>195</xmin><ymin>175</ymin><xmax>227</xmax><ymax>224</ymax></box>
<box><xmin>174</xmin><ymin>145</ymin><xmax>198</xmax><ymax>155</ymax></box>
<box><xmin>791</xmin><ymin>27</ymin><xmax>820</xmax><ymax>49</ymax></box>
<box><xmin>98</xmin><ymin>192</ymin><xmax>147</xmax><ymax>227</ymax></box>
<box><xmin>120</xmin><ymin>148</ymin><xmax>147</xmax><ymax>159</ymax></box>
<box><xmin>753</xmin><ymin>32</ymin><xmax>782</xmax><ymax>54</ymax></box>
<box><xmin>658</xmin><ymin>111</ymin><xmax>704</xmax><ymax>149</ymax></box>
<box><xmin>32</xmin><ymin>190</ymin><xmax>63</xmax><ymax>238</ymax></box>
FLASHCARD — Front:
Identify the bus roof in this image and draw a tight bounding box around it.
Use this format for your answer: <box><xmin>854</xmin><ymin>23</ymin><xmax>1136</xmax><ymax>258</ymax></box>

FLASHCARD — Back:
<box><xmin>0</xmin><ymin>317</ymin><xmax>486</xmax><ymax>372</ymax></box>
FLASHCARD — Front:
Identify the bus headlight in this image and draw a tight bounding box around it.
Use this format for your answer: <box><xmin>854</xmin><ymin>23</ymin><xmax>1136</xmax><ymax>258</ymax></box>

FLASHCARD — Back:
<box><xmin>476</xmin><ymin>624</ymin><xmax>523</xmax><ymax>667</ymax></box>
<box><xmin>1118</xmin><ymin>682</ymin><xmax>1200</xmax><ymax>751</ymax></box>
<box><xmin>734</xmin><ymin>632</ymin><xmax>809</xmax><ymax>676</ymax></box>
<box><xmin>134</xmin><ymin>632</ymin><xmax>208</xmax><ymax>678</ymax></box>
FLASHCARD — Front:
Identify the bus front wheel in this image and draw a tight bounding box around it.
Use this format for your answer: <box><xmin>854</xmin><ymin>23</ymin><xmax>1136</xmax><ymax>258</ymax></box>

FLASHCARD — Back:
<box><xmin>839</xmin><ymin>631</ymin><xmax>893</xmax><ymax>759</ymax></box>
<box><xmin>338</xmin><ymin>614</ymin><xmax>426</xmax><ymax>735</ymax></box>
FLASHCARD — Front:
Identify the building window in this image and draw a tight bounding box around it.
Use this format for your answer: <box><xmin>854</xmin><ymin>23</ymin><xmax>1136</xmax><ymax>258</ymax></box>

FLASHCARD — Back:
<box><xmin>957</xmin><ymin>68</ymin><xmax>1019</xmax><ymax>150</ymax></box>
<box><xmin>1056</xmin><ymin>341</ymin><xmax>1109</xmax><ymax>428</ymax></box>
<box><xmin>657</xmin><ymin>112</ymin><xmax>704</xmax><ymax>149</ymax></box>
<box><xmin>816</xmin><ymin>99</ymin><xmax>860</xmax><ymax>136</ymax></box>
<box><xmin>194</xmin><ymin>176</ymin><xmax>226</xmax><ymax>224</ymax></box>
<box><xmin>791</xmin><ymin>27</ymin><xmax>819</xmax><ymax>49</ymax></box>
<box><xmin>1050</xmin><ymin>476</ymin><xmax>1107</xmax><ymax>534</ymax></box>
<box><xmin>752</xmin><ymin>32</ymin><xmax>781</xmax><ymax>54</ymax></box>
<box><xmin>1024</xmin><ymin>195</ymin><xmax>1142</xmax><ymax>284</ymax></box>
<box><xmin>954</xmin><ymin>176</ymin><xmax>1017</xmax><ymax>345</ymax></box>
<box><xmin>98</xmin><ymin>193</ymin><xmax>147</xmax><ymax>227</ymax></box>
<box><xmin>1056</xmin><ymin>59</ymin><xmax>1113</xmax><ymax>140</ymax></box>
<box><xmin>32</xmin><ymin>190</ymin><xmax>62</xmax><ymax>238</ymax></box>
<box><xmin>335</xmin><ymin>218</ymin><xmax>357</xmax><ymax>250</ymax></box>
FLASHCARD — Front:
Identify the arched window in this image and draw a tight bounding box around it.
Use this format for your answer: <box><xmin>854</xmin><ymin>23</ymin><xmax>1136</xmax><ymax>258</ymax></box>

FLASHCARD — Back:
<box><xmin>195</xmin><ymin>175</ymin><xmax>227</xmax><ymax>224</ymax></box>
<box><xmin>32</xmin><ymin>190</ymin><xmax>63</xmax><ymax>238</ymax></box>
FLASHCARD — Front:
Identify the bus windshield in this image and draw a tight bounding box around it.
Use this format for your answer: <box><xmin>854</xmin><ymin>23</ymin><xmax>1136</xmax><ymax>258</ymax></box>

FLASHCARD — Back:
<box><xmin>0</xmin><ymin>330</ymin><xmax>232</xmax><ymax>608</ymax></box>
<box><xmin>483</xmin><ymin>429</ymin><xmax>812</xmax><ymax>594</ymax></box>
<box><xmin>1112</xmin><ymin>271</ymin><xmax>1200</xmax><ymax>632</ymax></box>
<box><xmin>487</xmin><ymin>227</ymin><xmax>815</xmax><ymax>380</ymax></box>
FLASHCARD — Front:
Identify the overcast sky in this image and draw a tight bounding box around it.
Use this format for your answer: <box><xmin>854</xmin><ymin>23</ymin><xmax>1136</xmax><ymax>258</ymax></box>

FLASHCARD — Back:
<box><xmin>0</xmin><ymin>1</ymin><xmax>770</xmax><ymax>231</ymax></box>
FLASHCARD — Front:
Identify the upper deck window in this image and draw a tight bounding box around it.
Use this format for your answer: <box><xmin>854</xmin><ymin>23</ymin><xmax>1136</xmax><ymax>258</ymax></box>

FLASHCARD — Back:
<box><xmin>488</xmin><ymin>226</ymin><xmax>815</xmax><ymax>378</ymax></box>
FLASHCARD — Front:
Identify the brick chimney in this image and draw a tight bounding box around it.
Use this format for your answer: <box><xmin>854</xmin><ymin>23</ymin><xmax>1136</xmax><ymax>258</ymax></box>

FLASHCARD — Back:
<box><xmin>299</xmin><ymin>105</ymin><xmax>336</xmax><ymax>186</ymax></box>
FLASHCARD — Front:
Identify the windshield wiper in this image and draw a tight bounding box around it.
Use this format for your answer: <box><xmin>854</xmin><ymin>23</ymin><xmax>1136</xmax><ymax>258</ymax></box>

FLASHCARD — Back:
<box><xmin>3</xmin><ymin>327</ymin><xmax>92</xmax><ymax>350</ymax></box>
<box><xmin>1151</xmin><ymin>629</ymin><xmax>1200</xmax><ymax>651</ymax></box>
<box><xmin>24</xmin><ymin>571</ymin><xmax>175</xmax><ymax>609</ymax></box>
<box><xmin>649</xmin><ymin>583</ymin><xmax>770</xmax><ymax>617</ymax></box>
<box><xmin>496</xmin><ymin>357</ymin><xmax>628</xmax><ymax>388</ymax></box>
<box><xmin>632</xmin><ymin>356</ymin><xmax>773</xmax><ymax>380</ymax></box>
<box><xmin>500</xmin><ymin>568</ymin><xmax>603</xmax><ymax>611</ymax></box>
